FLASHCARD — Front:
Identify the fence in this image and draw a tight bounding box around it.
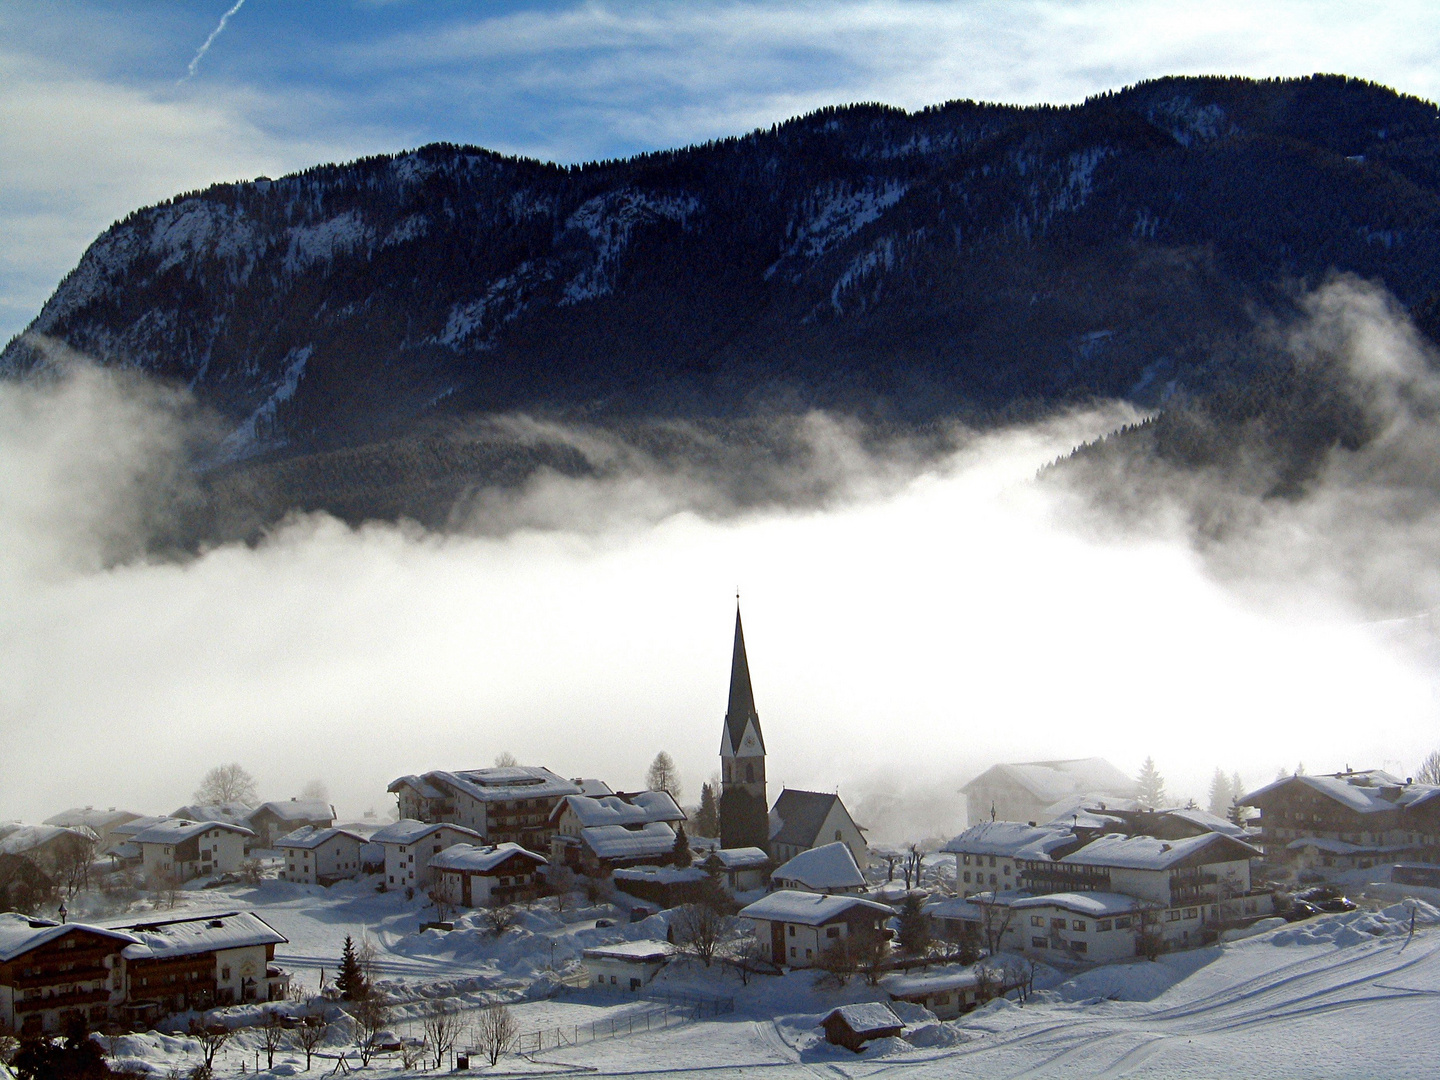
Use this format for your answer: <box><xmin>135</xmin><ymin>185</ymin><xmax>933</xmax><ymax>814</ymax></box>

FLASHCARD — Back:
<box><xmin>512</xmin><ymin>992</ymin><xmax>734</xmax><ymax>1054</ymax></box>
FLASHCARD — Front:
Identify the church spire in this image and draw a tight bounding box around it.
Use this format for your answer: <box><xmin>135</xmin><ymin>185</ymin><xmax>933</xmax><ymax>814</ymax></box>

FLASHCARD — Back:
<box><xmin>724</xmin><ymin>604</ymin><xmax>764</xmax><ymax>755</ymax></box>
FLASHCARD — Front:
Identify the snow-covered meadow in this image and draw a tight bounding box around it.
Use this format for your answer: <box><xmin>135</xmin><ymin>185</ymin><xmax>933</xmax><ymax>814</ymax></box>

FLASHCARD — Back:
<box><xmin>77</xmin><ymin>879</ymin><xmax>1440</xmax><ymax>1079</ymax></box>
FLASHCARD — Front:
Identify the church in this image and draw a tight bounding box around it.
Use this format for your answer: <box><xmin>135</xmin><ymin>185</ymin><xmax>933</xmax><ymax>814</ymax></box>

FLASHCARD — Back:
<box><xmin>717</xmin><ymin>605</ymin><xmax>868</xmax><ymax>868</ymax></box>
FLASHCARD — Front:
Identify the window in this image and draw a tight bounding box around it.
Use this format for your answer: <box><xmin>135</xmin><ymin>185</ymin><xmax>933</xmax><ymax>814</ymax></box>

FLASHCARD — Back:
<box><xmin>826</xmin><ymin>927</ymin><xmax>840</xmax><ymax>938</ymax></box>
<box><xmin>1184</xmin><ymin>908</ymin><xmax>1198</xmax><ymax>919</ymax></box>
<box><xmin>1166</xmin><ymin>910</ymin><xmax>1181</xmax><ymax>922</ymax></box>
<box><xmin>1115</xmin><ymin>917</ymin><xmax>1132</xmax><ymax>929</ymax></box>
<box><xmin>1072</xmin><ymin>920</ymin><xmax>1087</xmax><ymax>932</ymax></box>
<box><xmin>962</xmin><ymin>854</ymin><xmax>971</xmax><ymax>866</ymax></box>
<box><xmin>1097</xmin><ymin>920</ymin><xmax>1112</xmax><ymax>932</ymax></box>
<box><xmin>1070</xmin><ymin>940</ymin><xmax>1088</xmax><ymax>954</ymax></box>
<box><xmin>835</xmin><ymin>830</ymin><xmax>842</xmax><ymax>842</ymax></box>
<box><xmin>1051</xmin><ymin>918</ymin><xmax>1065</xmax><ymax>930</ymax></box>
<box><xmin>790</xmin><ymin>947</ymin><xmax>796</xmax><ymax>958</ymax></box>
<box><xmin>788</xmin><ymin>925</ymin><xmax>795</xmax><ymax>936</ymax></box>
<box><xmin>805</xmin><ymin>949</ymin><xmax>812</xmax><ymax>959</ymax></box>
<box><xmin>963</xmin><ymin>872</ymin><xmax>971</xmax><ymax>883</ymax></box>
<box><xmin>1031</xmin><ymin>916</ymin><xmax>1044</xmax><ymax>927</ymax></box>
<box><xmin>989</xmin><ymin>874</ymin><xmax>997</xmax><ymax>886</ymax></box>
<box><xmin>1004</xmin><ymin>865</ymin><xmax>1011</xmax><ymax>875</ymax></box>
<box><xmin>1031</xmin><ymin>937</ymin><xmax>1048</xmax><ymax>948</ymax></box>
<box><xmin>989</xmin><ymin>856</ymin><xmax>996</xmax><ymax>868</ymax></box>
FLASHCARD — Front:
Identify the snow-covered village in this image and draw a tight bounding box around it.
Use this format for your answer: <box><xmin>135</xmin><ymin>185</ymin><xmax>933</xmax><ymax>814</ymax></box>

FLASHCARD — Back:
<box><xmin>2</xmin><ymin>606</ymin><xmax>1439</xmax><ymax>1077</ymax></box>
<box><xmin>10</xmin><ymin>3</ymin><xmax>1440</xmax><ymax>1079</ymax></box>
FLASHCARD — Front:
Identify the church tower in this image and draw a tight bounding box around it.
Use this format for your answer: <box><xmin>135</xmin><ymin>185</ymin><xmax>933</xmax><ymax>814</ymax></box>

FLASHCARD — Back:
<box><xmin>719</xmin><ymin>605</ymin><xmax>770</xmax><ymax>850</ymax></box>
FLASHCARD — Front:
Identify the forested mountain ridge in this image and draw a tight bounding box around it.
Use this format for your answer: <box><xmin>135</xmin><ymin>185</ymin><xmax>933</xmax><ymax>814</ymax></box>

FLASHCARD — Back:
<box><xmin>4</xmin><ymin>75</ymin><xmax>1440</xmax><ymax>501</ymax></box>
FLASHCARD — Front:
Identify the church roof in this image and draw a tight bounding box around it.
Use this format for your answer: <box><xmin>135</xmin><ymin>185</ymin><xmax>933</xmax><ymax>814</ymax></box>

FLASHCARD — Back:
<box><xmin>723</xmin><ymin>607</ymin><xmax>764</xmax><ymax>755</ymax></box>
<box><xmin>770</xmin><ymin>789</ymin><xmax>851</xmax><ymax>849</ymax></box>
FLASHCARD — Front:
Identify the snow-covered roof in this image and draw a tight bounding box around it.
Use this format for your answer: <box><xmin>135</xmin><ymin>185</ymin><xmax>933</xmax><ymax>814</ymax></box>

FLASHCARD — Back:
<box><xmin>388</xmin><ymin>775</ymin><xmax>447</xmax><ymax>800</ymax></box>
<box><xmin>110</xmin><ymin>815</ymin><xmax>171</xmax><ymax>838</ymax></box>
<box><xmin>942</xmin><ymin>821</ymin><xmax>1072</xmax><ymax>859</ymax></box>
<box><xmin>369</xmin><ymin>819</ymin><xmax>484</xmax><ymax>845</ymax></box>
<box><xmin>770</xmin><ymin>790</ymin><xmax>856</xmax><ymax>849</ymax></box>
<box><xmin>132</xmin><ymin>819</ymin><xmax>253</xmax><ymax>845</ymax></box>
<box><xmin>772</xmin><ymin>842</ymin><xmax>865</xmax><ymax>891</ymax></box>
<box><xmin>1285</xmin><ymin>836</ymin><xmax>1410</xmax><ymax>855</ymax></box>
<box><xmin>612</xmin><ymin>866</ymin><xmax>708</xmax><ymax>884</ymax></box>
<box><xmin>250</xmin><ymin>799</ymin><xmax>333</xmax><ymax>823</ymax></box>
<box><xmin>1010</xmin><ymin>892</ymin><xmax>1137</xmax><ymax>917</ymax></box>
<box><xmin>739</xmin><ymin>890</ymin><xmax>893</xmax><ymax>926</ymax></box>
<box><xmin>0</xmin><ymin>913</ymin><xmax>138</xmax><ymax>962</ymax></box>
<box><xmin>582</xmin><ymin>940</ymin><xmax>673</xmax><ymax>962</ymax></box>
<box><xmin>107</xmin><ymin>841</ymin><xmax>141</xmax><ymax>860</ymax></box>
<box><xmin>1242</xmin><ymin>771</ymin><xmax>1439</xmax><ymax>815</ymax></box>
<box><xmin>1164</xmin><ymin>807</ymin><xmax>1248</xmax><ymax>838</ymax></box>
<box><xmin>925</xmin><ymin>897</ymin><xmax>983</xmax><ymax>922</ymax></box>
<box><xmin>42</xmin><ymin>807</ymin><xmax>140</xmax><ymax>831</ymax></box>
<box><xmin>824</xmin><ymin>1002</ymin><xmax>902</xmax><ymax>1034</ymax></box>
<box><xmin>705</xmin><ymin>847</ymin><xmax>770</xmax><ymax>869</ymax></box>
<box><xmin>389</xmin><ymin>767</ymin><xmax>582</xmax><ymax>804</ymax></box>
<box><xmin>1061</xmin><ymin>832</ymin><xmax>1259</xmax><ymax>871</ymax></box>
<box><xmin>0</xmin><ymin>823</ymin><xmax>98</xmax><ymax>856</ymax></box>
<box><xmin>553</xmin><ymin>790</ymin><xmax>685</xmax><ymax>828</ymax></box>
<box><xmin>1039</xmin><ymin>794</ymin><xmax>1141</xmax><ymax>825</ymax></box>
<box><xmin>274</xmin><ymin>826</ymin><xmax>366</xmax><ymax>850</ymax></box>
<box><xmin>963</xmin><ymin>758</ymin><xmax>1139</xmax><ymax>803</ymax></box>
<box><xmin>429</xmin><ymin>842</ymin><xmax>546</xmax><ymax>872</ymax></box>
<box><xmin>119</xmin><ymin>911</ymin><xmax>286</xmax><ymax>960</ymax></box>
<box><xmin>577</xmin><ymin>779</ymin><xmax>614</xmax><ymax>797</ymax></box>
<box><xmin>580</xmin><ymin>821</ymin><xmax>676</xmax><ymax>859</ymax></box>
<box><xmin>881</xmin><ymin>964</ymin><xmax>982</xmax><ymax>996</ymax></box>
<box><xmin>171</xmin><ymin>803</ymin><xmax>253</xmax><ymax>824</ymax></box>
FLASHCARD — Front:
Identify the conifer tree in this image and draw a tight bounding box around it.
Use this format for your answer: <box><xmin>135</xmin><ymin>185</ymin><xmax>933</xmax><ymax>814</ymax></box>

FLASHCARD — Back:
<box><xmin>1136</xmin><ymin>757</ymin><xmax>1166</xmax><ymax>808</ymax></box>
<box><xmin>671</xmin><ymin>822</ymin><xmax>692</xmax><ymax>868</ymax></box>
<box><xmin>693</xmin><ymin>782</ymin><xmax>720</xmax><ymax>838</ymax></box>
<box><xmin>336</xmin><ymin>934</ymin><xmax>367</xmax><ymax>1000</ymax></box>
<box><xmin>1207</xmin><ymin>768</ymin><xmax>1230</xmax><ymax>817</ymax></box>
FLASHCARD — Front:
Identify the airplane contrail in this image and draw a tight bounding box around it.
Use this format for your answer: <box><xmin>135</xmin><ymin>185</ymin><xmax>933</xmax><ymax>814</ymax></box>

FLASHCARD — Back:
<box><xmin>184</xmin><ymin>0</ymin><xmax>248</xmax><ymax>80</ymax></box>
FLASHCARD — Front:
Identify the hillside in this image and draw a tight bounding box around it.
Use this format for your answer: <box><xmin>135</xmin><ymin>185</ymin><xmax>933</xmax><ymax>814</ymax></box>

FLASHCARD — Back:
<box><xmin>5</xmin><ymin>74</ymin><xmax>1440</xmax><ymax>530</ymax></box>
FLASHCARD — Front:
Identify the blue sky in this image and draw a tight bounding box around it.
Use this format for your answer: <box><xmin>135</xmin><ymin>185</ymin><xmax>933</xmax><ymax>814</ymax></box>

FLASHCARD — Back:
<box><xmin>3</xmin><ymin>0</ymin><xmax>1440</xmax><ymax>343</ymax></box>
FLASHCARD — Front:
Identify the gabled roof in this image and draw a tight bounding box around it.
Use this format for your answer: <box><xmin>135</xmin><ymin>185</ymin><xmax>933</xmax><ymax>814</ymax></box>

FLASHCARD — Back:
<box><xmin>43</xmin><ymin>808</ymin><xmax>141</xmax><ymax>831</ymax></box>
<box><xmin>551</xmin><ymin>791</ymin><xmax>685</xmax><ymax>828</ymax></box>
<box><xmin>823</xmin><ymin>1002</ymin><xmax>902</xmax><ymax>1035</ymax></box>
<box><xmin>1060</xmin><ymin>831</ymin><xmax>1260</xmax><ymax>871</ymax></box>
<box><xmin>369</xmin><ymin>819</ymin><xmax>483</xmax><ymax>845</ymax></box>
<box><xmin>0</xmin><ymin>824</ymin><xmax>98</xmax><ymax>856</ymax></box>
<box><xmin>1009</xmin><ymin>892</ymin><xmax>1137</xmax><ymax>916</ymax></box>
<box><xmin>942</xmin><ymin>821</ymin><xmax>1073</xmax><ymax>859</ymax></box>
<box><xmin>739</xmin><ymin>889</ymin><xmax>893</xmax><ymax>926</ymax></box>
<box><xmin>772</xmin><ymin>842</ymin><xmax>865</xmax><ymax>891</ymax></box>
<box><xmin>962</xmin><ymin>758</ymin><xmax>1139</xmax><ymax>803</ymax></box>
<box><xmin>704</xmin><ymin>846</ymin><xmax>771</xmax><ymax>869</ymax></box>
<box><xmin>722</xmin><ymin>607</ymin><xmax>764</xmax><ymax>755</ymax></box>
<box><xmin>118</xmin><ymin>911</ymin><xmax>286</xmax><ymax>960</ymax></box>
<box><xmin>0</xmin><ymin>913</ymin><xmax>138</xmax><ymax>962</ymax></box>
<box><xmin>580</xmin><ymin>821</ymin><xmax>677</xmax><ymax>859</ymax></box>
<box><xmin>171</xmin><ymin>803</ymin><xmax>253</xmax><ymax>824</ymax></box>
<box><xmin>132</xmin><ymin>819</ymin><xmax>254</xmax><ymax>844</ymax></box>
<box><xmin>770</xmin><ymin>789</ymin><xmax>857</xmax><ymax>849</ymax></box>
<box><xmin>582</xmin><ymin>940</ymin><xmax>672</xmax><ymax>962</ymax></box>
<box><xmin>1241</xmin><ymin>771</ymin><xmax>1439</xmax><ymax>814</ymax></box>
<box><xmin>275</xmin><ymin>826</ymin><xmax>366</xmax><ymax>850</ymax></box>
<box><xmin>250</xmin><ymin>799</ymin><xmax>334</xmax><ymax>823</ymax></box>
<box><xmin>110</xmin><ymin>815</ymin><xmax>171</xmax><ymax>839</ymax></box>
<box><xmin>388</xmin><ymin>767</ymin><xmax>582</xmax><ymax>803</ymax></box>
<box><xmin>429</xmin><ymin>841</ymin><xmax>546</xmax><ymax>872</ymax></box>
<box><xmin>881</xmin><ymin>964</ymin><xmax>982</xmax><ymax>996</ymax></box>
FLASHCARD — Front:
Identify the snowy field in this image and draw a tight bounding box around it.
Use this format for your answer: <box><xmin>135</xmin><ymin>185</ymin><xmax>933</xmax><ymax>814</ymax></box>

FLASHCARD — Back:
<box><xmin>78</xmin><ymin>880</ymin><xmax>1440</xmax><ymax>1079</ymax></box>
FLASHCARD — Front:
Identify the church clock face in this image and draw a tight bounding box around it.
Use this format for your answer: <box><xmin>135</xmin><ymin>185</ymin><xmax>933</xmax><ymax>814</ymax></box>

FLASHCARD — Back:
<box><xmin>744</xmin><ymin>733</ymin><xmax>755</xmax><ymax>748</ymax></box>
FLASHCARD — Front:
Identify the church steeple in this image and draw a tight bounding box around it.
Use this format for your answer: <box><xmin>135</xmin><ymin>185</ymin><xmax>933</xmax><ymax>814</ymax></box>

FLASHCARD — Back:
<box><xmin>719</xmin><ymin>602</ymin><xmax>769</xmax><ymax>850</ymax></box>
<box><xmin>723</xmin><ymin>606</ymin><xmax>765</xmax><ymax>756</ymax></box>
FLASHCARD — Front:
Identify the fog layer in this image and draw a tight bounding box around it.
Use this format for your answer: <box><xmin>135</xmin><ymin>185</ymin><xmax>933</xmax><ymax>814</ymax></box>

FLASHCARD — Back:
<box><xmin>3</xmin><ymin>284</ymin><xmax>1439</xmax><ymax>838</ymax></box>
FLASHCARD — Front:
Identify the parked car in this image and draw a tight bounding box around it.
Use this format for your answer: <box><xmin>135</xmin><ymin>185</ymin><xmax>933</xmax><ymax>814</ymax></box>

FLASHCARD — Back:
<box><xmin>1284</xmin><ymin>899</ymin><xmax>1321</xmax><ymax>922</ymax></box>
<box><xmin>1316</xmin><ymin>896</ymin><xmax>1358</xmax><ymax>913</ymax></box>
<box><xmin>593</xmin><ymin>918</ymin><xmax>616</xmax><ymax>928</ymax></box>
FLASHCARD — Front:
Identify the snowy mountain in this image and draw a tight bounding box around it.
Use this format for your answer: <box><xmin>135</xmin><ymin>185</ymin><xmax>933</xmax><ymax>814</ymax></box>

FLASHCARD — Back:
<box><xmin>5</xmin><ymin>74</ymin><xmax>1440</xmax><ymax>523</ymax></box>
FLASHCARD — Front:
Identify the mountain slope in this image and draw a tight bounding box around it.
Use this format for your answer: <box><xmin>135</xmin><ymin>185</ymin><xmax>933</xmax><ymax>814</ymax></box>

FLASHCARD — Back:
<box><xmin>5</xmin><ymin>74</ymin><xmax>1440</xmax><ymax>479</ymax></box>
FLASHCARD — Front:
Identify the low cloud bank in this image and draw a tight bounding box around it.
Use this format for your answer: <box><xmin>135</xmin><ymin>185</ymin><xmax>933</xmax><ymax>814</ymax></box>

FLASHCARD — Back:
<box><xmin>2</xmin><ymin>281</ymin><xmax>1438</xmax><ymax>831</ymax></box>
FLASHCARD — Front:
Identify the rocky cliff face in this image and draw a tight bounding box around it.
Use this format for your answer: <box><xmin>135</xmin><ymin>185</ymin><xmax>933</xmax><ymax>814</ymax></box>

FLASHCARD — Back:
<box><xmin>5</xmin><ymin>75</ymin><xmax>1440</xmax><ymax>479</ymax></box>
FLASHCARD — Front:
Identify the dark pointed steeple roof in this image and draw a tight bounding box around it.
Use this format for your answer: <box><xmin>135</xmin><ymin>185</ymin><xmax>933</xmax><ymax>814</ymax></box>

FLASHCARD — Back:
<box><xmin>724</xmin><ymin>606</ymin><xmax>765</xmax><ymax>755</ymax></box>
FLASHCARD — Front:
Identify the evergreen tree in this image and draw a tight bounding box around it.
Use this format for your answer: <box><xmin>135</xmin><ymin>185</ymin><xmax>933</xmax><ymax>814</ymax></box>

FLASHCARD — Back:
<box><xmin>1136</xmin><ymin>757</ymin><xmax>1166</xmax><ymax>808</ymax></box>
<box><xmin>896</xmin><ymin>892</ymin><xmax>931</xmax><ymax>955</ymax></box>
<box><xmin>693</xmin><ymin>782</ymin><xmax>720</xmax><ymax>838</ymax></box>
<box><xmin>336</xmin><ymin>935</ymin><xmax>367</xmax><ymax>1001</ymax></box>
<box><xmin>671</xmin><ymin>822</ymin><xmax>692</xmax><ymax>868</ymax></box>
<box><xmin>1207</xmin><ymin>768</ymin><xmax>1230</xmax><ymax>817</ymax></box>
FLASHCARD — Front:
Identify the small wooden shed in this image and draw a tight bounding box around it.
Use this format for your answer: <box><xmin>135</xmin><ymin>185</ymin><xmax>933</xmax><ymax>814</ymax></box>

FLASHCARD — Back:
<box><xmin>820</xmin><ymin>1002</ymin><xmax>904</xmax><ymax>1052</ymax></box>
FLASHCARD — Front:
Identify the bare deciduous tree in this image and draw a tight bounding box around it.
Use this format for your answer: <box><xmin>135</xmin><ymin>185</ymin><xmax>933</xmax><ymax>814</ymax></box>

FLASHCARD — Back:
<box><xmin>484</xmin><ymin>905</ymin><xmax>518</xmax><ymax>937</ymax></box>
<box><xmin>53</xmin><ymin>830</ymin><xmax>98</xmax><ymax>898</ymax></box>
<box><xmin>850</xmin><ymin>924</ymin><xmax>889</xmax><ymax>986</ymax></box>
<box><xmin>473</xmin><ymin>1002</ymin><xmax>517</xmax><ymax>1067</ymax></box>
<box><xmin>978</xmin><ymin>897</ymin><xmax>1015</xmax><ymax>956</ymax></box>
<box><xmin>193</xmin><ymin>763</ymin><xmax>257</xmax><ymax>805</ymax></box>
<box><xmin>188</xmin><ymin>1020</ymin><xmax>231</xmax><ymax>1076</ymax></box>
<box><xmin>671</xmin><ymin>903</ymin><xmax>728</xmax><ymax>967</ymax></box>
<box><xmin>421</xmin><ymin>998</ymin><xmax>461</xmax><ymax>1071</ymax></box>
<box><xmin>546</xmin><ymin>865</ymin><xmax>576</xmax><ymax>912</ymax></box>
<box><xmin>494</xmin><ymin>751</ymin><xmax>518</xmax><ymax>768</ymax></box>
<box><xmin>1417</xmin><ymin>749</ymin><xmax>1440</xmax><ymax>786</ymax></box>
<box><xmin>259</xmin><ymin>1009</ymin><xmax>285</xmax><ymax>1070</ymax></box>
<box><xmin>351</xmin><ymin>996</ymin><xmax>390</xmax><ymax>1066</ymax></box>
<box><xmin>301</xmin><ymin>779</ymin><xmax>329</xmax><ymax>801</ymax></box>
<box><xmin>295</xmin><ymin>1011</ymin><xmax>328</xmax><ymax>1071</ymax></box>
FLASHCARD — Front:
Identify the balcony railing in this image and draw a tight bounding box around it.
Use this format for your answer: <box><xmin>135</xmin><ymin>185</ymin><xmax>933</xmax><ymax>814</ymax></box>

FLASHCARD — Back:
<box><xmin>12</xmin><ymin>967</ymin><xmax>110</xmax><ymax>989</ymax></box>
<box><xmin>14</xmin><ymin>987</ymin><xmax>112</xmax><ymax>1013</ymax></box>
